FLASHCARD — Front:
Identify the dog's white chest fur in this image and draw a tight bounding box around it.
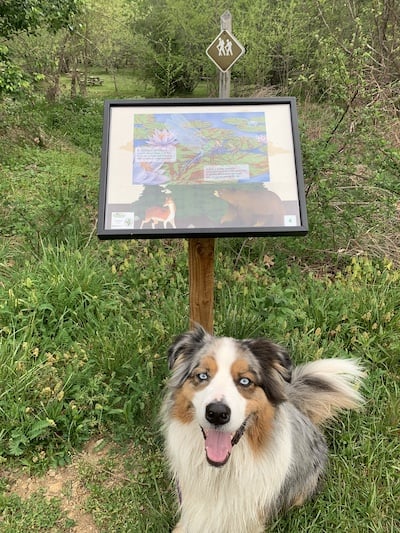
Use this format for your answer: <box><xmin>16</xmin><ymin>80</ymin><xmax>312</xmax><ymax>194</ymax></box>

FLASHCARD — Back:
<box><xmin>166</xmin><ymin>413</ymin><xmax>292</xmax><ymax>533</ymax></box>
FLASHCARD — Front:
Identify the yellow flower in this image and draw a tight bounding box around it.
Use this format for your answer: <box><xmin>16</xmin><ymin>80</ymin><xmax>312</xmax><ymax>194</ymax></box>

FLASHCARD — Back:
<box><xmin>57</xmin><ymin>390</ymin><xmax>65</xmax><ymax>401</ymax></box>
<box><xmin>15</xmin><ymin>361</ymin><xmax>25</xmax><ymax>372</ymax></box>
<box><xmin>40</xmin><ymin>387</ymin><xmax>52</xmax><ymax>397</ymax></box>
<box><xmin>315</xmin><ymin>348</ymin><xmax>324</xmax><ymax>358</ymax></box>
<box><xmin>384</xmin><ymin>312</ymin><xmax>393</xmax><ymax>322</ymax></box>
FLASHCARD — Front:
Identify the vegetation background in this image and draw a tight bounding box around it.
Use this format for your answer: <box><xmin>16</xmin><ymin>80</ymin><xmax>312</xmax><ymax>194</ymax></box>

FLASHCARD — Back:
<box><xmin>0</xmin><ymin>0</ymin><xmax>399</xmax><ymax>531</ymax></box>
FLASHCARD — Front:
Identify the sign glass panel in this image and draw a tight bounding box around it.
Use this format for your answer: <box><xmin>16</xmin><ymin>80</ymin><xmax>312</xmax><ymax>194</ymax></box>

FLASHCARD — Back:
<box><xmin>98</xmin><ymin>98</ymin><xmax>308</xmax><ymax>239</ymax></box>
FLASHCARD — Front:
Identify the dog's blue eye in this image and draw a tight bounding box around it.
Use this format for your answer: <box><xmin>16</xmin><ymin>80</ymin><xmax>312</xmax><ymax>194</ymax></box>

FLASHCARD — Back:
<box><xmin>239</xmin><ymin>377</ymin><xmax>251</xmax><ymax>387</ymax></box>
<box><xmin>197</xmin><ymin>373</ymin><xmax>208</xmax><ymax>381</ymax></box>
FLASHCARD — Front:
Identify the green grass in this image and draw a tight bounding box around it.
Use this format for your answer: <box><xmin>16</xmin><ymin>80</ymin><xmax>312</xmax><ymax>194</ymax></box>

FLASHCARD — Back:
<box><xmin>82</xmin><ymin>440</ymin><xmax>174</xmax><ymax>532</ymax></box>
<box><xmin>0</xmin><ymin>490</ymin><xmax>73</xmax><ymax>532</ymax></box>
<box><xmin>0</xmin><ymin>71</ymin><xmax>399</xmax><ymax>531</ymax></box>
<box><xmin>59</xmin><ymin>68</ymin><xmax>211</xmax><ymax>101</ymax></box>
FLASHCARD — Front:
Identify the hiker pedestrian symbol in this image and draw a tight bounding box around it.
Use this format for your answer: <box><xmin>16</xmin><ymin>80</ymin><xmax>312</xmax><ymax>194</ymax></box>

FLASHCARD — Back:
<box><xmin>206</xmin><ymin>30</ymin><xmax>245</xmax><ymax>72</ymax></box>
<box><xmin>217</xmin><ymin>36</ymin><xmax>233</xmax><ymax>56</ymax></box>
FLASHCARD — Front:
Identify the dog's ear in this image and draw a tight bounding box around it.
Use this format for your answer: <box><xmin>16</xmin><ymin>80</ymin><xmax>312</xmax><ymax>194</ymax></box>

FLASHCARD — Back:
<box><xmin>167</xmin><ymin>324</ymin><xmax>209</xmax><ymax>370</ymax></box>
<box><xmin>242</xmin><ymin>338</ymin><xmax>292</xmax><ymax>404</ymax></box>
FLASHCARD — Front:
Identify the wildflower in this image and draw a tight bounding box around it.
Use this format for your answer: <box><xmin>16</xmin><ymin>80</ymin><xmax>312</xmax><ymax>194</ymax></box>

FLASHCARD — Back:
<box><xmin>315</xmin><ymin>348</ymin><xmax>324</xmax><ymax>358</ymax></box>
<box><xmin>384</xmin><ymin>260</ymin><xmax>393</xmax><ymax>271</ymax></box>
<box><xmin>40</xmin><ymin>387</ymin><xmax>52</xmax><ymax>397</ymax></box>
<box><xmin>384</xmin><ymin>311</ymin><xmax>394</xmax><ymax>322</ymax></box>
<box><xmin>15</xmin><ymin>361</ymin><xmax>25</xmax><ymax>372</ymax></box>
<box><xmin>57</xmin><ymin>390</ymin><xmax>65</xmax><ymax>402</ymax></box>
<box><xmin>46</xmin><ymin>353</ymin><xmax>56</xmax><ymax>365</ymax></box>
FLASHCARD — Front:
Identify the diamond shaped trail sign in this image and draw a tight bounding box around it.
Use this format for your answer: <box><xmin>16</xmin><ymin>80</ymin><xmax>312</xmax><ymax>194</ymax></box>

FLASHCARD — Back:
<box><xmin>206</xmin><ymin>29</ymin><xmax>245</xmax><ymax>72</ymax></box>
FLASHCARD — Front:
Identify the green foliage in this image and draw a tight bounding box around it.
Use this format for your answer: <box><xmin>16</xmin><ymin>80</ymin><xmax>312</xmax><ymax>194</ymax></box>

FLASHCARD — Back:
<box><xmin>40</xmin><ymin>97</ymin><xmax>104</xmax><ymax>155</ymax></box>
<box><xmin>129</xmin><ymin>0</ymin><xmax>218</xmax><ymax>96</ymax></box>
<box><xmin>0</xmin><ymin>489</ymin><xmax>71</xmax><ymax>532</ymax></box>
<box><xmin>2</xmin><ymin>0</ymin><xmax>399</xmax><ymax>103</ymax></box>
<box><xmin>0</xmin><ymin>45</ymin><xmax>30</xmax><ymax>96</ymax></box>
<box><xmin>0</xmin><ymin>0</ymin><xmax>83</xmax><ymax>97</ymax></box>
<box><xmin>126</xmin><ymin>0</ymin><xmax>400</xmax><ymax>105</ymax></box>
<box><xmin>82</xmin><ymin>439</ymin><xmax>174</xmax><ymax>531</ymax></box>
<box><xmin>0</xmin><ymin>243</ymin><xmax>129</xmax><ymax>464</ymax></box>
<box><xmin>0</xmin><ymin>59</ymin><xmax>399</xmax><ymax>530</ymax></box>
<box><xmin>0</xmin><ymin>0</ymin><xmax>82</xmax><ymax>37</ymax></box>
<box><xmin>0</xmin><ymin>147</ymin><xmax>96</xmax><ymax>251</ymax></box>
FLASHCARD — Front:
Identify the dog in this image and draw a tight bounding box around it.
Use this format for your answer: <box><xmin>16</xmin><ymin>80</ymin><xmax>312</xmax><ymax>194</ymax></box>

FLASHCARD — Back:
<box><xmin>161</xmin><ymin>326</ymin><xmax>364</xmax><ymax>533</ymax></box>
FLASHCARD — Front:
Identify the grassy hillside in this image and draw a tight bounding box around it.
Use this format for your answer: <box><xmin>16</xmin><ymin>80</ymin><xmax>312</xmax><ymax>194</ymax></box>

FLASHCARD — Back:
<box><xmin>0</xmin><ymin>73</ymin><xmax>399</xmax><ymax>531</ymax></box>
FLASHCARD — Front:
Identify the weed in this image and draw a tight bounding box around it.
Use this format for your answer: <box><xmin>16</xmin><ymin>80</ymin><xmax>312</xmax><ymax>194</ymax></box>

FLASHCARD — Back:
<box><xmin>0</xmin><ymin>489</ymin><xmax>71</xmax><ymax>532</ymax></box>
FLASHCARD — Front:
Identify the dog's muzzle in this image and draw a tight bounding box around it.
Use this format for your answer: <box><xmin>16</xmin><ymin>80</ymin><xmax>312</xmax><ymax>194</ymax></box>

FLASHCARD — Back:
<box><xmin>202</xmin><ymin>403</ymin><xmax>249</xmax><ymax>467</ymax></box>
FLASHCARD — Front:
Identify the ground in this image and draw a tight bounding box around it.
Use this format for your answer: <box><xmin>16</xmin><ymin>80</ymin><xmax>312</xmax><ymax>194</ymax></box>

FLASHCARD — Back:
<box><xmin>3</xmin><ymin>438</ymin><xmax>128</xmax><ymax>532</ymax></box>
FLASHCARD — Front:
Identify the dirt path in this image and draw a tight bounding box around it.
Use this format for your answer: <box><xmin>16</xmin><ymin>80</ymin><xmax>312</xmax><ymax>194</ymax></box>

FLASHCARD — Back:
<box><xmin>4</xmin><ymin>438</ymin><xmax>120</xmax><ymax>532</ymax></box>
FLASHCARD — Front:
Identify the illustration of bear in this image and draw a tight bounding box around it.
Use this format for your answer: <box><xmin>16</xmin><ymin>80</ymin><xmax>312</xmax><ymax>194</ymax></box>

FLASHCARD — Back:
<box><xmin>214</xmin><ymin>187</ymin><xmax>285</xmax><ymax>227</ymax></box>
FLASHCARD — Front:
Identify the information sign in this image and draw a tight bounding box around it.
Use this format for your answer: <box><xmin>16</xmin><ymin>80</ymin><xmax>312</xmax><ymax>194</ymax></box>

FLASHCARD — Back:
<box><xmin>97</xmin><ymin>97</ymin><xmax>308</xmax><ymax>239</ymax></box>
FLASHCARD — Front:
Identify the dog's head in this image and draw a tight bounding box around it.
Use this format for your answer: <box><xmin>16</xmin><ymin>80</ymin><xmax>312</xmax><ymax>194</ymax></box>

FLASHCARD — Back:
<box><xmin>166</xmin><ymin>326</ymin><xmax>292</xmax><ymax>467</ymax></box>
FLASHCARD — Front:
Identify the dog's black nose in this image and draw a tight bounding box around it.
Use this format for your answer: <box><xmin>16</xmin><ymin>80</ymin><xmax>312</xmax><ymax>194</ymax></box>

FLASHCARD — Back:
<box><xmin>206</xmin><ymin>402</ymin><xmax>231</xmax><ymax>426</ymax></box>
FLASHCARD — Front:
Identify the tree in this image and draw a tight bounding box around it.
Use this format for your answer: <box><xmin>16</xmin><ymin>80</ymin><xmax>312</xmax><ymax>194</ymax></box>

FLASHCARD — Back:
<box><xmin>0</xmin><ymin>0</ymin><xmax>82</xmax><ymax>97</ymax></box>
<box><xmin>0</xmin><ymin>0</ymin><xmax>82</xmax><ymax>37</ymax></box>
<box><xmin>128</xmin><ymin>0</ymin><xmax>224</xmax><ymax>96</ymax></box>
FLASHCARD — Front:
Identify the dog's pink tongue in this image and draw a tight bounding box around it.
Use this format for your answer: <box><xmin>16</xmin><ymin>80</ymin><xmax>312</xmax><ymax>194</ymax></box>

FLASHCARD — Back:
<box><xmin>204</xmin><ymin>430</ymin><xmax>232</xmax><ymax>464</ymax></box>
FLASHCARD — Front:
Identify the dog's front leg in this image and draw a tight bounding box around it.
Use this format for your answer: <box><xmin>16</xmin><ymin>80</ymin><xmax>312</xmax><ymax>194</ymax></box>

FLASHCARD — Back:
<box><xmin>172</xmin><ymin>522</ymin><xmax>184</xmax><ymax>533</ymax></box>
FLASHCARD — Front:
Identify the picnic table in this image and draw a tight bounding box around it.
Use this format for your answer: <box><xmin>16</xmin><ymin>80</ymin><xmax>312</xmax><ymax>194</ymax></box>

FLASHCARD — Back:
<box><xmin>87</xmin><ymin>76</ymin><xmax>103</xmax><ymax>86</ymax></box>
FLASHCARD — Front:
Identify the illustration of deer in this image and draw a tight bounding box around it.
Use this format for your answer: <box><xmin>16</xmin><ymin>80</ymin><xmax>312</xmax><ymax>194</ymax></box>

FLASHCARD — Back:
<box><xmin>140</xmin><ymin>196</ymin><xmax>176</xmax><ymax>229</ymax></box>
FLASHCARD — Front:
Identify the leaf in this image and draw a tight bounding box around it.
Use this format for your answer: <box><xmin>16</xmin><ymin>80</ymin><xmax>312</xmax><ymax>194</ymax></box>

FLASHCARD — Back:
<box><xmin>8</xmin><ymin>430</ymin><xmax>29</xmax><ymax>456</ymax></box>
<box><xmin>27</xmin><ymin>418</ymin><xmax>55</xmax><ymax>440</ymax></box>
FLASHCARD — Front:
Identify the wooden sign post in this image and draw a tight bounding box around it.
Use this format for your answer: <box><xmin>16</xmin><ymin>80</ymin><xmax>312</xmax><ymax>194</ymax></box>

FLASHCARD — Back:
<box><xmin>189</xmin><ymin>11</ymin><xmax>238</xmax><ymax>334</ymax></box>
<box><xmin>188</xmin><ymin>238</ymin><xmax>215</xmax><ymax>333</ymax></box>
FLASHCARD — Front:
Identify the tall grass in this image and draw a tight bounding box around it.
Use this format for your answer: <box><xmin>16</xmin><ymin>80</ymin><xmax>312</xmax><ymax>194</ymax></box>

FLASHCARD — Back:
<box><xmin>0</xmin><ymin>73</ymin><xmax>399</xmax><ymax>530</ymax></box>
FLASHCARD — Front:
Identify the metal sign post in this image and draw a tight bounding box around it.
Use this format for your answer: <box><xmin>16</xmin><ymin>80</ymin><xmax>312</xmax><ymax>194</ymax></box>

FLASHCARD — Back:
<box><xmin>189</xmin><ymin>11</ymin><xmax>243</xmax><ymax>333</ymax></box>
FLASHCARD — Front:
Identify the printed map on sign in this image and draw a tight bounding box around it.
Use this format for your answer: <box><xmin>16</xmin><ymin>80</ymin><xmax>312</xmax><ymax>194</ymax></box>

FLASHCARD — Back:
<box><xmin>132</xmin><ymin>112</ymin><xmax>270</xmax><ymax>186</ymax></box>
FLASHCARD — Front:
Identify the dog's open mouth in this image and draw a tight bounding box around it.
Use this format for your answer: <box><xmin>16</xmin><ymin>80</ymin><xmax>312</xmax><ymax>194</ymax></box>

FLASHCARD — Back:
<box><xmin>202</xmin><ymin>421</ymin><xmax>248</xmax><ymax>467</ymax></box>
<box><xmin>203</xmin><ymin>429</ymin><xmax>233</xmax><ymax>467</ymax></box>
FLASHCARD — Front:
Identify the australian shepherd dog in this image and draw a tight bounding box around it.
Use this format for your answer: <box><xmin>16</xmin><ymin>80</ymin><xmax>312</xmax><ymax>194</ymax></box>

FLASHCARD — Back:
<box><xmin>161</xmin><ymin>326</ymin><xmax>364</xmax><ymax>533</ymax></box>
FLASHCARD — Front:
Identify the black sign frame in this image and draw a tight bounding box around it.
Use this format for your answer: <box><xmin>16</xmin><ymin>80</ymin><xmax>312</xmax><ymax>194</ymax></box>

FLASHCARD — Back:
<box><xmin>98</xmin><ymin>97</ymin><xmax>308</xmax><ymax>240</ymax></box>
